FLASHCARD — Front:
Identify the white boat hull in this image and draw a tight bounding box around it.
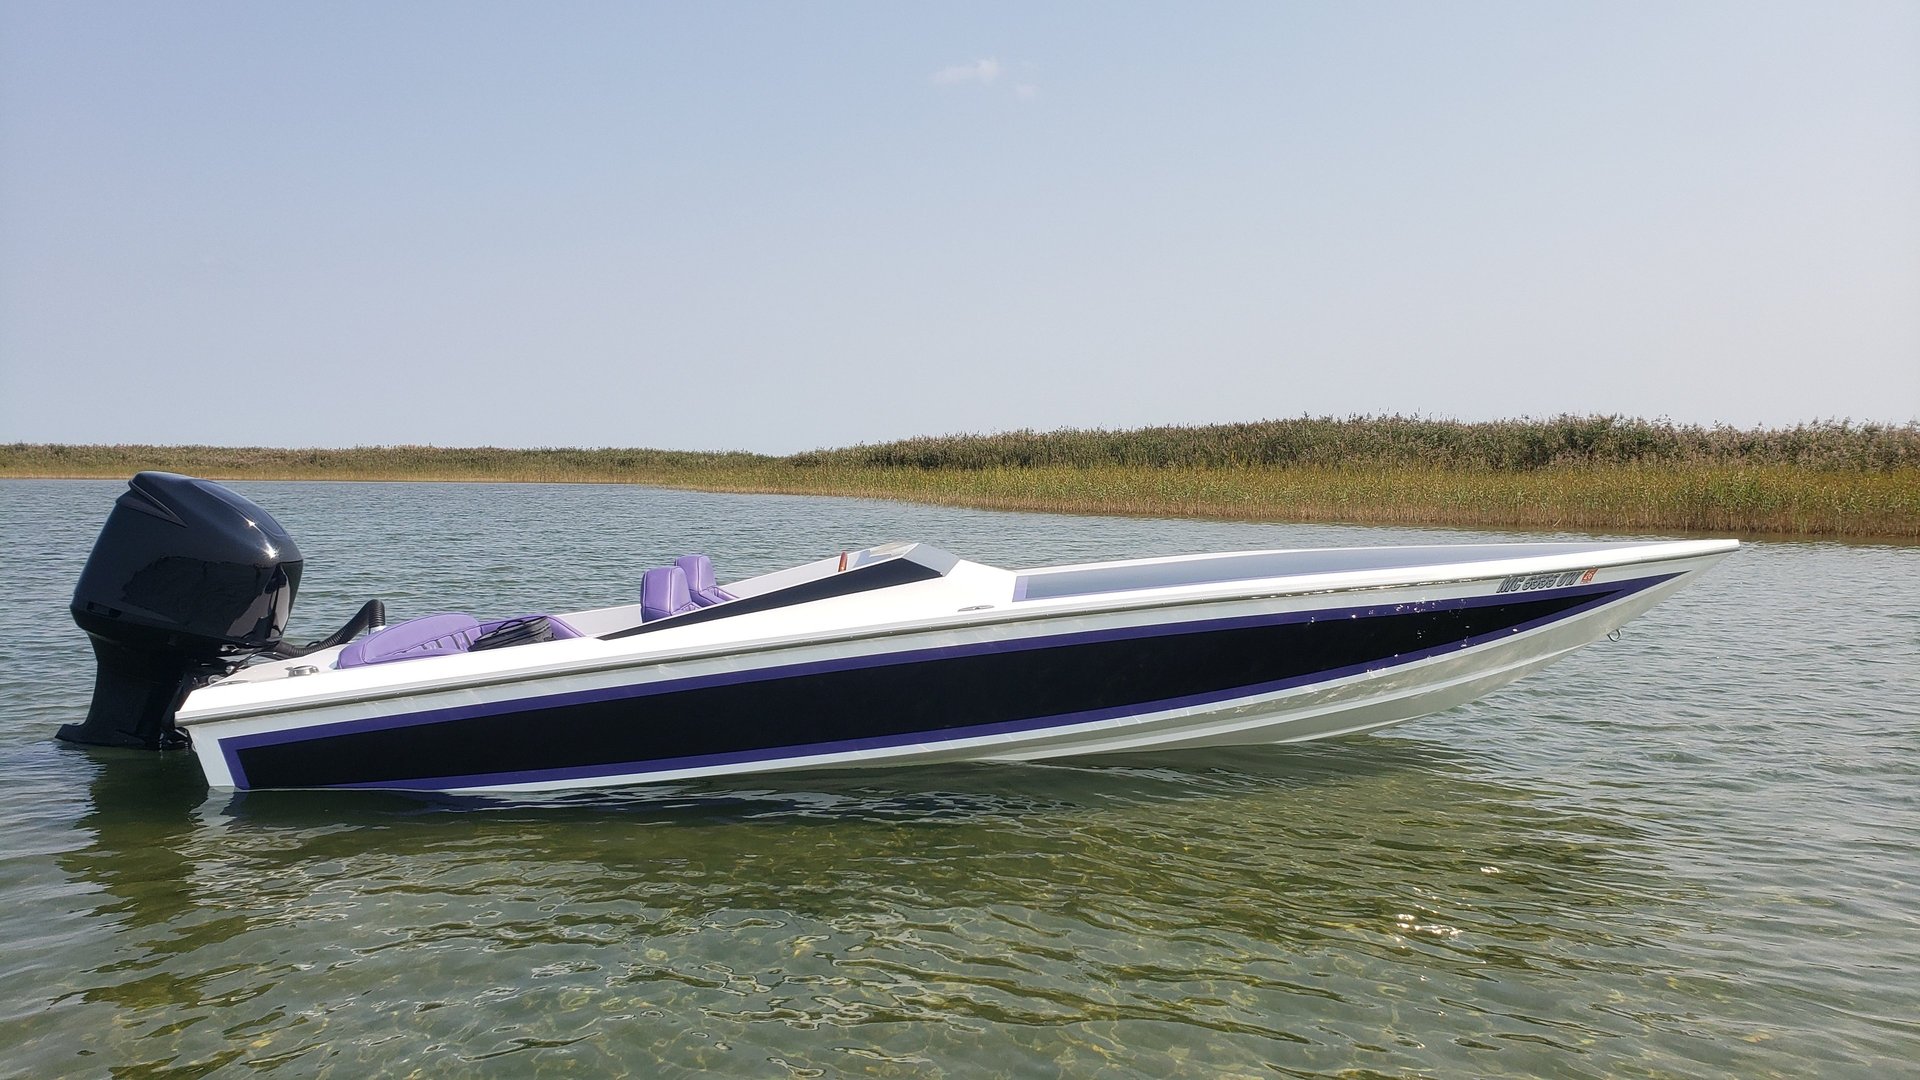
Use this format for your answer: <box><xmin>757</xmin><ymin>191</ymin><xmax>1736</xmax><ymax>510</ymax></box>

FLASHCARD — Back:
<box><xmin>174</xmin><ymin>539</ymin><xmax>1734</xmax><ymax>793</ymax></box>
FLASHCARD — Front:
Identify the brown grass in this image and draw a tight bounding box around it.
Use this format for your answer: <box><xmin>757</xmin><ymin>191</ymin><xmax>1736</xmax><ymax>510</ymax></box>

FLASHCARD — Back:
<box><xmin>4</xmin><ymin>415</ymin><xmax>1916</xmax><ymax>538</ymax></box>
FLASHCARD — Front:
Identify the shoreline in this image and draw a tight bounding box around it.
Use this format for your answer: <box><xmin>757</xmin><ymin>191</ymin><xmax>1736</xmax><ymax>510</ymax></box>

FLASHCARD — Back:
<box><xmin>6</xmin><ymin>452</ymin><xmax>1916</xmax><ymax>541</ymax></box>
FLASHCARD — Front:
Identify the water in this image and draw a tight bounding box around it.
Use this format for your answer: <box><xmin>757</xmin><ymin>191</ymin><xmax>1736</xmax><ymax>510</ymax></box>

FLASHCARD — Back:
<box><xmin>1</xmin><ymin>479</ymin><xmax>1915</xmax><ymax>1078</ymax></box>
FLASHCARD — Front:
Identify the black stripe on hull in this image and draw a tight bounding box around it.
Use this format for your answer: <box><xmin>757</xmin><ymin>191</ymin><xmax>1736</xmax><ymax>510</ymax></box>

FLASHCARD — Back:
<box><xmin>229</xmin><ymin>584</ymin><xmax>1638</xmax><ymax>790</ymax></box>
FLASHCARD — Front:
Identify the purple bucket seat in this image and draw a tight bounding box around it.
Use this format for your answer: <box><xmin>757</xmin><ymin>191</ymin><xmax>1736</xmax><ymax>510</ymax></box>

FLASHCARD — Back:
<box><xmin>676</xmin><ymin>555</ymin><xmax>737</xmax><ymax>607</ymax></box>
<box><xmin>640</xmin><ymin>566</ymin><xmax>698</xmax><ymax>622</ymax></box>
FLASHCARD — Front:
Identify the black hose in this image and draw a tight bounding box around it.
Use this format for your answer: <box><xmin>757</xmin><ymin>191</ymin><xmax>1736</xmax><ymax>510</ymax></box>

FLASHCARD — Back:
<box><xmin>468</xmin><ymin>616</ymin><xmax>555</xmax><ymax>652</ymax></box>
<box><xmin>264</xmin><ymin>599</ymin><xmax>386</xmax><ymax>659</ymax></box>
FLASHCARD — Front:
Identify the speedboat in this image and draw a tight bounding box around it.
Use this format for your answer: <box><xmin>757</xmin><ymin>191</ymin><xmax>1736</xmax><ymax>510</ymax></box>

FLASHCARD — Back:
<box><xmin>61</xmin><ymin>473</ymin><xmax>1737</xmax><ymax>793</ymax></box>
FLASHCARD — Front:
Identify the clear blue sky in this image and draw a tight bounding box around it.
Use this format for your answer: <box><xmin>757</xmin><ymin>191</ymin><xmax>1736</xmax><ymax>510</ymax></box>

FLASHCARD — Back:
<box><xmin>2</xmin><ymin>1</ymin><xmax>1915</xmax><ymax>453</ymax></box>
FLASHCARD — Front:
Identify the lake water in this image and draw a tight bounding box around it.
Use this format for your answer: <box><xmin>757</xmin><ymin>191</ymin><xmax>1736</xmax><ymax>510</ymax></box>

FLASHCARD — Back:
<box><xmin>1</xmin><ymin>479</ymin><xmax>1915</xmax><ymax>1078</ymax></box>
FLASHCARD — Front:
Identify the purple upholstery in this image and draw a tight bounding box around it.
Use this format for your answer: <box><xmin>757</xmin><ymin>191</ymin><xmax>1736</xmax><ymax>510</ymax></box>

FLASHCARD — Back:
<box><xmin>676</xmin><ymin>554</ymin><xmax>737</xmax><ymax>607</ymax></box>
<box><xmin>641</xmin><ymin>566</ymin><xmax>697</xmax><ymax>621</ymax></box>
<box><xmin>337</xmin><ymin>613</ymin><xmax>481</xmax><ymax>668</ymax></box>
<box><xmin>337</xmin><ymin>612</ymin><xmax>584</xmax><ymax>668</ymax></box>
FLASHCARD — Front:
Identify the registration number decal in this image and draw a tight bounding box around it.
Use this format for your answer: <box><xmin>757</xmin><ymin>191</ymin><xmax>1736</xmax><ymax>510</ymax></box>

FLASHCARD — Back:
<box><xmin>1497</xmin><ymin>568</ymin><xmax>1599</xmax><ymax>594</ymax></box>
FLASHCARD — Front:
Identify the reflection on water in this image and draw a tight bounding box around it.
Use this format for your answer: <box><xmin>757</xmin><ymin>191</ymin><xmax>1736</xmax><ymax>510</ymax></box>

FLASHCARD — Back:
<box><xmin>42</xmin><ymin>740</ymin><xmax>1715</xmax><ymax>1077</ymax></box>
<box><xmin>2</xmin><ymin>480</ymin><xmax>1917</xmax><ymax>1077</ymax></box>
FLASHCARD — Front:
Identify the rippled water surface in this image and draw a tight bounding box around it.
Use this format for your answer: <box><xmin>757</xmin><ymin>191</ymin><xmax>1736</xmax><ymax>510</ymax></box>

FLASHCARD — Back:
<box><xmin>1</xmin><ymin>480</ymin><xmax>1915</xmax><ymax>1077</ymax></box>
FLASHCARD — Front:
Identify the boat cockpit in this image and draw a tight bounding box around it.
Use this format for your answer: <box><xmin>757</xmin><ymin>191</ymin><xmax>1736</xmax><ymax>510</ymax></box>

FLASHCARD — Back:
<box><xmin>321</xmin><ymin>542</ymin><xmax>965</xmax><ymax>669</ymax></box>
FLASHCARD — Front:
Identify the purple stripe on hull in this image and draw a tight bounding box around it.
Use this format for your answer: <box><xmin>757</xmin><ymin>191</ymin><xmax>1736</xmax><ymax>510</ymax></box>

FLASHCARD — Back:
<box><xmin>219</xmin><ymin>575</ymin><xmax>1672</xmax><ymax>790</ymax></box>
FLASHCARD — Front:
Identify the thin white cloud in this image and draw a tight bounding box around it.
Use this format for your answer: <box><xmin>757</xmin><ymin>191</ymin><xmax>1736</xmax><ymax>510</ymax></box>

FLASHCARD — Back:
<box><xmin>931</xmin><ymin>58</ymin><xmax>1001</xmax><ymax>86</ymax></box>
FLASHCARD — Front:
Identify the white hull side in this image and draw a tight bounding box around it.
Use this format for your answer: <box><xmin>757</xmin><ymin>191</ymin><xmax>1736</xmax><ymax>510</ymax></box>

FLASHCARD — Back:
<box><xmin>185</xmin><ymin>550</ymin><xmax>1722</xmax><ymax>794</ymax></box>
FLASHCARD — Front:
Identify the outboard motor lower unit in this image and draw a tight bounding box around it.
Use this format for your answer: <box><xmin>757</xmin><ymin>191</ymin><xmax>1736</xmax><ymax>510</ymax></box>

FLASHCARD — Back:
<box><xmin>62</xmin><ymin>472</ymin><xmax>303</xmax><ymax>749</ymax></box>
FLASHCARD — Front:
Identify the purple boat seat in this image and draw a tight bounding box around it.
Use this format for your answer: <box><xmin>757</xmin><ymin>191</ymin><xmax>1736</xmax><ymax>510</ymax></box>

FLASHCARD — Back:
<box><xmin>337</xmin><ymin>612</ymin><xmax>583</xmax><ymax>668</ymax></box>
<box><xmin>641</xmin><ymin>566</ymin><xmax>698</xmax><ymax>622</ymax></box>
<box><xmin>676</xmin><ymin>554</ymin><xmax>737</xmax><ymax>607</ymax></box>
<box><xmin>337</xmin><ymin>613</ymin><xmax>481</xmax><ymax>668</ymax></box>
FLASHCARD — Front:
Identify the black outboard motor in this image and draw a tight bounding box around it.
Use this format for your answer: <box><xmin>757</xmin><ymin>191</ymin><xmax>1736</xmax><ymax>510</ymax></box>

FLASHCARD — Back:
<box><xmin>61</xmin><ymin>473</ymin><xmax>303</xmax><ymax>749</ymax></box>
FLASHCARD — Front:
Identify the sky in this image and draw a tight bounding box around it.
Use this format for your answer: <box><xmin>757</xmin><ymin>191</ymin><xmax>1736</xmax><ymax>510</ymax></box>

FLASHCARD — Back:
<box><xmin>1</xmin><ymin>1</ymin><xmax>1915</xmax><ymax>454</ymax></box>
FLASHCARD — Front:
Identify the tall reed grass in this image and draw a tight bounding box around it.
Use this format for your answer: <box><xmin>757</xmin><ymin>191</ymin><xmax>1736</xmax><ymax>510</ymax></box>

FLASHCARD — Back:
<box><xmin>5</xmin><ymin>416</ymin><xmax>1916</xmax><ymax>538</ymax></box>
<box><xmin>803</xmin><ymin>415</ymin><xmax>1920</xmax><ymax>471</ymax></box>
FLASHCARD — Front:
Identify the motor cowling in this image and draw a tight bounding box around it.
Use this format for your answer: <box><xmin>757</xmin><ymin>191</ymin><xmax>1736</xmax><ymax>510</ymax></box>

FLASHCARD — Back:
<box><xmin>61</xmin><ymin>472</ymin><xmax>303</xmax><ymax>749</ymax></box>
